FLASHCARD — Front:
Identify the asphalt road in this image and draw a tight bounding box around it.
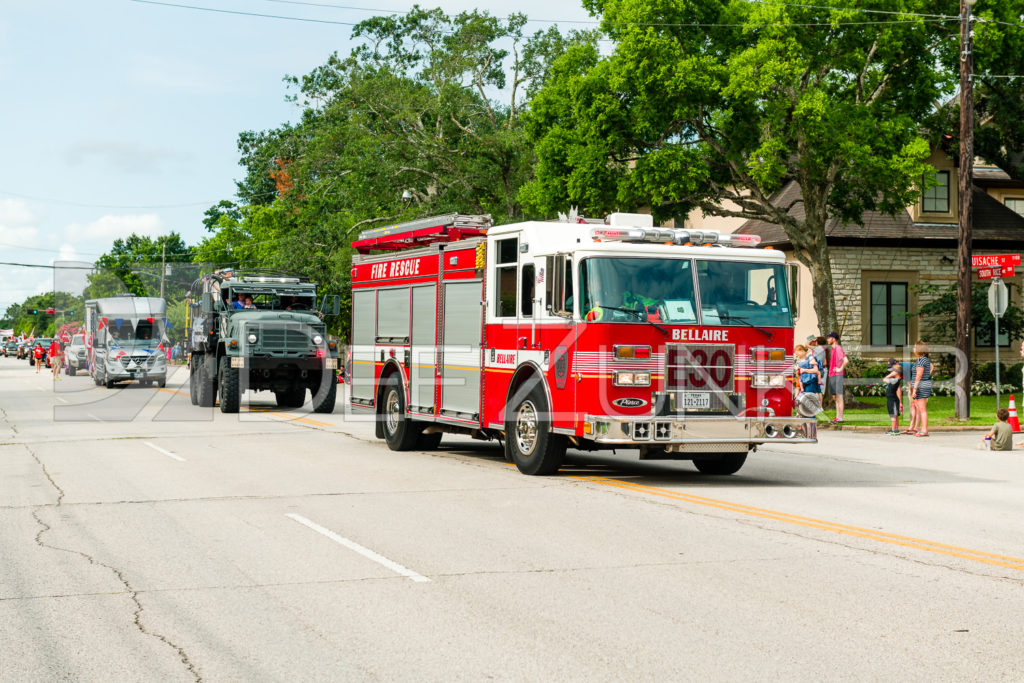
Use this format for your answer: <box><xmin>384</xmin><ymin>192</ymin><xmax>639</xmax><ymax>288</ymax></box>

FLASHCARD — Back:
<box><xmin>2</xmin><ymin>356</ymin><xmax>1024</xmax><ymax>681</ymax></box>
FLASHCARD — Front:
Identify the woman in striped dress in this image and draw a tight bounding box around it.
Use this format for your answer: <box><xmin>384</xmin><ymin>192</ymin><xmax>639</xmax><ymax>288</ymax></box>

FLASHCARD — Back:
<box><xmin>910</xmin><ymin>341</ymin><xmax>932</xmax><ymax>437</ymax></box>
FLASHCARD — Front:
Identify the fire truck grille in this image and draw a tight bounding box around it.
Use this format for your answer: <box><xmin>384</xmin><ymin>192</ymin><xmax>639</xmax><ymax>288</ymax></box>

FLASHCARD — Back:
<box><xmin>665</xmin><ymin>343</ymin><xmax>737</xmax><ymax>413</ymax></box>
<box><xmin>259</xmin><ymin>325</ymin><xmax>314</xmax><ymax>353</ymax></box>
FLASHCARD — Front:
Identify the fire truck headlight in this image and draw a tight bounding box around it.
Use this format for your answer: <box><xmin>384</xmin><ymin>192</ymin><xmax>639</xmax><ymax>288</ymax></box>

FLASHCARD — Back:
<box><xmin>753</xmin><ymin>374</ymin><xmax>787</xmax><ymax>388</ymax></box>
<box><xmin>614</xmin><ymin>371</ymin><xmax>651</xmax><ymax>387</ymax></box>
<box><xmin>247</xmin><ymin>333</ymin><xmax>258</xmax><ymax>344</ymax></box>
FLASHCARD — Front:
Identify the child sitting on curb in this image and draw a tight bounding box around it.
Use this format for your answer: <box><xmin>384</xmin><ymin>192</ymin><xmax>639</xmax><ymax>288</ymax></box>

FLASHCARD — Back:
<box><xmin>984</xmin><ymin>408</ymin><xmax>1013</xmax><ymax>451</ymax></box>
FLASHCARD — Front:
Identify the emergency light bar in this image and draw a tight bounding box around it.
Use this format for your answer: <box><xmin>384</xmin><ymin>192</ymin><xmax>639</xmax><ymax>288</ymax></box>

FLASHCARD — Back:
<box><xmin>590</xmin><ymin>227</ymin><xmax>761</xmax><ymax>247</ymax></box>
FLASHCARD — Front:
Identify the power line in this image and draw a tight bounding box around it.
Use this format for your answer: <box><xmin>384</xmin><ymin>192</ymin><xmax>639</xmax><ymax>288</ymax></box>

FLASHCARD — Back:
<box><xmin>129</xmin><ymin>0</ymin><xmax>361</xmax><ymax>25</ymax></box>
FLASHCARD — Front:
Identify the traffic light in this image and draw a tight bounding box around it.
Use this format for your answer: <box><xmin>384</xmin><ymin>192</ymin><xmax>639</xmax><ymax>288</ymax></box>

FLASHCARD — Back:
<box><xmin>29</xmin><ymin>309</ymin><xmax>38</xmax><ymax>315</ymax></box>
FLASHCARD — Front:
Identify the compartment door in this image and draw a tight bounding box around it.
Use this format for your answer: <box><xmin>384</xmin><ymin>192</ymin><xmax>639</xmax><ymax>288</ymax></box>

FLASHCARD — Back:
<box><xmin>440</xmin><ymin>280</ymin><xmax>483</xmax><ymax>420</ymax></box>
<box><xmin>350</xmin><ymin>290</ymin><xmax>376</xmax><ymax>402</ymax></box>
<box><xmin>410</xmin><ymin>285</ymin><xmax>437</xmax><ymax>413</ymax></box>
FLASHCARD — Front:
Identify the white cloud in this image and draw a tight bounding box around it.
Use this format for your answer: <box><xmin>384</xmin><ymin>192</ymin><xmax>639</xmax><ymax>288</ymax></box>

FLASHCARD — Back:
<box><xmin>127</xmin><ymin>54</ymin><xmax>236</xmax><ymax>94</ymax></box>
<box><xmin>0</xmin><ymin>198</ymin><xmax>41</xmax><ymax>250</ymax></box>
<box><xmin>57</xmin><ymin>243</ymin><xmax>80</xmax><ymax>261</ymax></box>
<box><xmin>64</xmin><ymin>214</ymin><xmax>165</xmax><ymax>242</ymax></box>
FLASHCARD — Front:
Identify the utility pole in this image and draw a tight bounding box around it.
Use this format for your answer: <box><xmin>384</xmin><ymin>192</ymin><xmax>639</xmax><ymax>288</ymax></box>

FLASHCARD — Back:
<box><xmin>160</xmin><ymin>241</ymin><xmax>167</xmax><ymax>300</ymax></box>
<box><xmin>955</xmin><ymin>0</ymin><xmax>976</xmax><ymax>420</ymax></box>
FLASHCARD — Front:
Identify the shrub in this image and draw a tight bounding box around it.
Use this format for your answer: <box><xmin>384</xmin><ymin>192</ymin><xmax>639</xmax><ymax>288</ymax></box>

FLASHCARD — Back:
<box><xmin>973</xmin><ymin>362</ymin><xmax>1007</xmax><ymax>383</ymax></box>
<box><xmin>862</xmin><ymin>363</ymin><xmax>890</xmax><ymax>379</ymax></box>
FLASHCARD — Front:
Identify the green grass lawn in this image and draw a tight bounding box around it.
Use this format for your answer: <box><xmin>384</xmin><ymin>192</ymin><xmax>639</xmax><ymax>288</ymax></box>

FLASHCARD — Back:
<box><xmin>821</xmin><ymin>395</ymin><xmax>1018</xmax><ymax>428</ymax></box>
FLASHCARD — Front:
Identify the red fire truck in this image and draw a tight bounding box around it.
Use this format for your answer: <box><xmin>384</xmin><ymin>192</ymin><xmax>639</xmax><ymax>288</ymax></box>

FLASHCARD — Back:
<box><xmin>349</xmin><ymin>212</ymin><xmax>816</xmax><ymax>476</ymax></box>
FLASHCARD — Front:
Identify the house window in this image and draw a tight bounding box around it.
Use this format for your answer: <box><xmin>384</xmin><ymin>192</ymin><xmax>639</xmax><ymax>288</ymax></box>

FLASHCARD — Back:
<box><xmin>870</xmin><ymin>282</ymin><xmax>908</xmax><ymax>346</ymax></box>
<box><xmin>922</xmin><ymin>171</ymin><xmax>950</xmax><ymax>213</ymax></box>
<box><xmin>1006</xmin><ymin>198</ymin><xmax>1024</xmax><ymax>217</ymax></box>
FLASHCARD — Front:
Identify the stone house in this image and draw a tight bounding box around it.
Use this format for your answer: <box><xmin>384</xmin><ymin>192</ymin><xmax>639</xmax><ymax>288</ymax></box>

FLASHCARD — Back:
<box><xmin>724</xmin><ymin>147</ymin><xmax>1024</xmax><ymax>364</ymax></box>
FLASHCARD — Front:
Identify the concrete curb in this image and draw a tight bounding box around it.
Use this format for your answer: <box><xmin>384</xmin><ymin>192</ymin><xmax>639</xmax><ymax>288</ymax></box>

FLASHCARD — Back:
<box><xmin>820</xmin><ymin>424</ymin><xmax>1001</xmax><ymax>433</ymax></box>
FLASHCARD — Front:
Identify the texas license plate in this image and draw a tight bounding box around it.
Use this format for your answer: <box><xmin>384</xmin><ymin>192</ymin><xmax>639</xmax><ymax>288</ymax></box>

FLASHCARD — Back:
<box><xmin>681</xmin><ymin>392</ymin><xmax>710</xmax><ymax>410</ymax></box>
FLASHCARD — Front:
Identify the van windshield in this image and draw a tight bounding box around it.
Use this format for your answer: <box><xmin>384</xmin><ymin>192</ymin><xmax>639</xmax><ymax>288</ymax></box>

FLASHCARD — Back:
<box><xmin>106</xmin><ymin>318</ymin><xmax>163</xmax><ymax>348</ymax></box>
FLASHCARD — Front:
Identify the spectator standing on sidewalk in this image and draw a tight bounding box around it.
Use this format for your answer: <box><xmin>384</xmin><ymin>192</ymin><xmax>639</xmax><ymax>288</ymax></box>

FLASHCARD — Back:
<box><xmin>910</xmin><ymin>340</ymin><xmax>932</xmax><ymax>437</ymax></box>
<box><xmin>882</xmin><ymin>359</ymin><xmax>903</xmax><ymax>435</ymax></box>
<box><xmin>807</xmin><ymin>335</ymin><xmax>827</xmax><ymax>371</ymax></box>
<box><xmin>826</xmin><ymin>331</ymin><xmax>849</xmax><ymax>424</ymax></box>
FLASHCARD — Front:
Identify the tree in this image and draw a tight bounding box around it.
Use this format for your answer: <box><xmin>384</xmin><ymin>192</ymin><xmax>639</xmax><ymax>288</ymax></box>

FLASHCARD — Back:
<box><xmin>521</xmin><ymin>0</ymin><xmax>955</xmax><ymax>333</ymax></box>
<box><xmin>200</xmin><ymin>7</ymin><xmax>591</xmax><ymax>338</ymax></box>
<box><xmin>89</xmin><ymin>233</ymin><xmax>192</xmax><ymax>300</ymax></box>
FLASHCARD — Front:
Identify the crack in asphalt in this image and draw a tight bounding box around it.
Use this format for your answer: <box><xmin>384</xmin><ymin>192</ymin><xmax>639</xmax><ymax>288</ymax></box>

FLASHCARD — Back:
<box><xmin>24</xmin><ymin>443</ymin><xmax>203</xmax><ymax>682</ymax></box>
<box><xmin>0</xmin><ymin>404</ymin><xmax>18</xmax><ymax>435</ymax></box>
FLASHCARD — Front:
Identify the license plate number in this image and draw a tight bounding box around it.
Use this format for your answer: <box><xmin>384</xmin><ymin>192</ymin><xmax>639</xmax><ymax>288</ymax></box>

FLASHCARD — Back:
<box><xmin>325</xmin><ymin>358</ymin><xmax>338</xmax><ymax>369</ymax></box>
<box><xmin>681</xmin><ymin>392</ymin><xmax>710</xmax><ymax>410</ymax></box>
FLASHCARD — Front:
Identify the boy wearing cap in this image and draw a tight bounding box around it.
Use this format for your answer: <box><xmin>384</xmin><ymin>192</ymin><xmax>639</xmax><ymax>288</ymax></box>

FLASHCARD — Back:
<box><xmin>826</xmin><ymin>332</ymin><xmax>848</xmax><ymax>424</ymax></box>
<box><xmin>882</xmin><ymin>359</ymin><xmax>902</xmax><ymax>435</ymax></box>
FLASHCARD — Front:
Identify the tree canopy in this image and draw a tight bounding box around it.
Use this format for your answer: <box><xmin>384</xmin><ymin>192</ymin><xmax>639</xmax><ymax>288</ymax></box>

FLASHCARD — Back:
<box><xmin>521</xmin><ymin>0</ymin><xmax>958</xmax><ymax>333</ymax></box>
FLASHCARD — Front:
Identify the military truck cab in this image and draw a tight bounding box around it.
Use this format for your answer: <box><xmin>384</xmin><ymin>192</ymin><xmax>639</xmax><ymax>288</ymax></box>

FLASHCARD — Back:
<box><xmin>186</xmin><ymin>272</ymin><xmax>340</xmax><ymax>413</ymax></box>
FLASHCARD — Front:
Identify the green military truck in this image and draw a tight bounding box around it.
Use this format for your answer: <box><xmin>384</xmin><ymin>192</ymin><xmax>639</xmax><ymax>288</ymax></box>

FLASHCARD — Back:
<box><xmin>186</xmin><ymin>270</ymin><xmax>341</xmax><ymax>413</ymax></box>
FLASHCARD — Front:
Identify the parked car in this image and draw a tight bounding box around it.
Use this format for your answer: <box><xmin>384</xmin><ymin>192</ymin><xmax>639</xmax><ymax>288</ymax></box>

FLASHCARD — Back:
<box><xmin>65</xmin><ymin>334</ymin><xmax>88</xmax><ymax>375</ymax></box>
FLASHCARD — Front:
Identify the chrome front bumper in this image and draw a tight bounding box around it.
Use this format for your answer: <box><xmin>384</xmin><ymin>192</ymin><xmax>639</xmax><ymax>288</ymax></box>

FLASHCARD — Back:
<box><xmin>583</xmin><ymin>414</ymin><xmax>817</xmax><ymax>452</ymax></box>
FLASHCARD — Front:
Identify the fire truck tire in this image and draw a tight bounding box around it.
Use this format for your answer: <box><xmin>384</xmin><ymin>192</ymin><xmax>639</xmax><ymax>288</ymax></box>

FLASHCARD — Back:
<box><xmin>505</xmin><ymin>382</ymin><xmax>566</xmax><ymax>475</ymax></box>
<box><xmin>218</xmin><ymin>356</ymin><xmax>240</xmax><ymax>413</ymax></box>
<box><xmin>416</xmin><ymin>431</ymin><xmax>443</xmax><ymax>450</ymax></box>
<box><xmin>189</xmin><ymin>360</ymin><xmax>199</xmax><ymax>405</ymax></box>
<box><xmin>692</xmin><ymin>453</ymin><xmax>748</xmax><ymax>475</ymax></box>
<box><xmin>381</xmin><ymin>375</ymin><xmax>420</xmax><ymax>451</ymax></box>
<box><xmin>312</xmin><ymin>376</ymin><xmax>337</xmax><ymax>413</ymax></box>
<box><xmin>195</xmin><ymin>354</ymin><xmax>217</xmax><ymax>407</ymax></box>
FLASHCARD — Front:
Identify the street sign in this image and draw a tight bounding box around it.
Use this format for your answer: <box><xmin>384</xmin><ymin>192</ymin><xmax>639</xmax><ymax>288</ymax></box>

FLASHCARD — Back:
<box><xmin>972</xmin><ymin>253</ymin><xmax>1021</xmax><ymax>268</ymax></box>
<box><xmin>989</xmin><ymin>280</ymin><xmax>1009</xmax><ymax>316</ymax></box>
<box><xmin>977</xmin><ymin>265</ymin><xmax>1016</xmax><ymax>280</ymax></box>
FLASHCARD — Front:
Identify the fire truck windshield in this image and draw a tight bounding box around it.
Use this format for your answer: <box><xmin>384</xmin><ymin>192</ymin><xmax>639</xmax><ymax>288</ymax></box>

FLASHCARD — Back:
<box><xmin>579</xmin><ymin>257</ymin><xmax>792</xmax><ymax>327</ymax></box>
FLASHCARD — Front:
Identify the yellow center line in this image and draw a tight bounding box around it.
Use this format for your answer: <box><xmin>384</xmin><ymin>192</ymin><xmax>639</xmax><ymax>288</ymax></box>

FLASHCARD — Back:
<box><xmin>158</xmin><ymin>388</ymin><xmax>330</xmax><ymax>427</ymax></box>
<box><xmin>571</xmin><ymin>475</ymin><xmax>1024</xmax><ymax>573</ymax></box>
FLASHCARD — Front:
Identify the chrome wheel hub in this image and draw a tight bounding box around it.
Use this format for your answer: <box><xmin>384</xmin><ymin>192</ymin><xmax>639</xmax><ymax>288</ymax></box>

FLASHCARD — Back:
<box><xmin>385</xmin><ymin>389</ymin><xmax>401</xmax><ymax>435</ymax></box>
<box><xmin>515</xmin><ymin>400</ymin><xmax>539</xmax><ymax>456</ymax></box>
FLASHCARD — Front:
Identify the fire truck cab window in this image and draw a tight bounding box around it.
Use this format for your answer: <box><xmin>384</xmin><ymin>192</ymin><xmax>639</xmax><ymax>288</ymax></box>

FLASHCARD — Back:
<box><xmin>521</xmin><ymin>264</ymin><xmax>535</xmax><ymax>316</ymax></box>
<box><xmin>580</xmin><ymin>258</ymin><xmax>697</xmax><ymax>323</ymax></box>
<box><xmin>695</xmin><ymin>260</ymin><xmax>792</xmax><ymax>327</ymax></box>
<box><xmin>495</xmin><ymin>237</ymin><xmax>518</xmax><ymax>317</ymax></box>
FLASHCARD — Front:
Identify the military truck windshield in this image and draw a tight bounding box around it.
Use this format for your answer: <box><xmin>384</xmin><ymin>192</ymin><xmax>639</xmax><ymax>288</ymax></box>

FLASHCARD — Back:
<box><xmin>580</xmin><ymin>257</ymin><xmax>792</xmax><ymax>327</ymax></box>
<box><xmin>580</xmin><ymin>258</ymin><xmax>698</xmax><ymax>323</ymax></box>
<box><xmin>695</xmin><ymin>260</ymin><xmax>792</xmax><ymax>327</ymax></box>
<box><xmin>223</xmin><ymin>286</ymin><xmax>316</xmax><ymax>311</ymax></box>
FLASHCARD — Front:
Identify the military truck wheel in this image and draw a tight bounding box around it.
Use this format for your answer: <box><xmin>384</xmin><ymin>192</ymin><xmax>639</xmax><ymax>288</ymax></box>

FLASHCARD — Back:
<box><xmin>275</xmin><ymin>386</ymin><xmax>305</xmax><ymax>408</ymax></box>
<box><xmin>692</xmin><ymin>452</ymin><xmax>747</xmax><ymax>475</ymax></box>
<box><xmin>218</xmin><ymin>357</ymin><xmax>240</xmax><ymax>413</ymax></box>
<box><xmin>195</xmin><ymin>355</ymin><xmax>216</xmax><ymax>407</ymax></box>
<box><xmin>311</xmin><ymin>374</ymin><xmax>336</xmax><ymax>413</ymax></box>
<box><xmin>188</xmin><ymin>361</ymin><xmax>199</xmax><ymax>405</ymax></box>
<box><xmin>381</xmin><ymin>374</ymin><xmax>419</xmax><ymax>451</ymax></box>
<box><xmin>504</xmin><ymin>380</ymin><xmax>566</xmax><ymax>475</ymax></box>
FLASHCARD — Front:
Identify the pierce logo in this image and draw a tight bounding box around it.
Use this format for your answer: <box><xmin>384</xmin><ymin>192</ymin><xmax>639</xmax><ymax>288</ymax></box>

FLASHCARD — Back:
<box><xmin>612</xmin><ymin>397</ymin><xmax>648</xmax><ymax>408</ymax></box>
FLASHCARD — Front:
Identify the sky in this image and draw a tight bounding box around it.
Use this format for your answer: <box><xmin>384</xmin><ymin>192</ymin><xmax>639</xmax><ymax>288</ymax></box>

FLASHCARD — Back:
<box><xmin>0</xmin><ymin>0</ymin><xmax>595</xmax><ymax>314</ymax></box>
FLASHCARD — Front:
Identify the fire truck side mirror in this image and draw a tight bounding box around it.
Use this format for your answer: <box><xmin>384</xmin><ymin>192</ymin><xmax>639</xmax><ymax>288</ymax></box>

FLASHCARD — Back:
<box><xmin>787</xmin><ymin>262</ymin><xmax>799</xmax><ymax>321</ymax></box>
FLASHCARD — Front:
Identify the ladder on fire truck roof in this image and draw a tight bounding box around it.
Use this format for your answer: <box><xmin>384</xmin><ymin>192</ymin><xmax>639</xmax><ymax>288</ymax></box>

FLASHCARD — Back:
<box><xmin>352</xmin><ymin>213</ymin><xmax>493</xmax><ymax>254</ymax></box>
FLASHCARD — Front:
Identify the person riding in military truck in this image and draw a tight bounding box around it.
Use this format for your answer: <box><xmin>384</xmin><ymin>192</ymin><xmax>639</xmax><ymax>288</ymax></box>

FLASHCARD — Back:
<box><xmin>186</xmin><ymin>270</ymin><xmax>341</xmax><ymax>414</ymax></box>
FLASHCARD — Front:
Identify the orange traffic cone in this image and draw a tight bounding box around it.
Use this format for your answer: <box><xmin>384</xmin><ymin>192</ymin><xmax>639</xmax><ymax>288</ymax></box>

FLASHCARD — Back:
<box><xmin>1009</xmin><ymin>395</ymin><xmax>1022</xmax><ymax>433</ymax></box>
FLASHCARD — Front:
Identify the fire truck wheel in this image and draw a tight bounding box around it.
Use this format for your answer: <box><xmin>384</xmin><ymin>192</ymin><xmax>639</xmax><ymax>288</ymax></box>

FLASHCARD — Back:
<box><xmin>692</xmin><ymin>452</ymin><xmax>748</xmax><ymax>475</ymax></box>
<box><xmin>416</xmin><ymin>431</ymin><xmax>443</xmax><ymax>450</ymax></box>
<box><xmin>218</xmin><ymin>356</ymin><xmax>240</xmax><ymax>413</ymax></box>
<box><xmin>381</xmin><ymin>375</ymin><xmax>420</xmax><ymax>451</ymax></box>
<box><xmin>189</xmin><ymin>360</ymin><xmax>199</xmax><ymax>405</ymax></box>
<box><xmin>505</xmin><ymin>382</ymin><xmax>566</xmax><ymax>475</ymax></box>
